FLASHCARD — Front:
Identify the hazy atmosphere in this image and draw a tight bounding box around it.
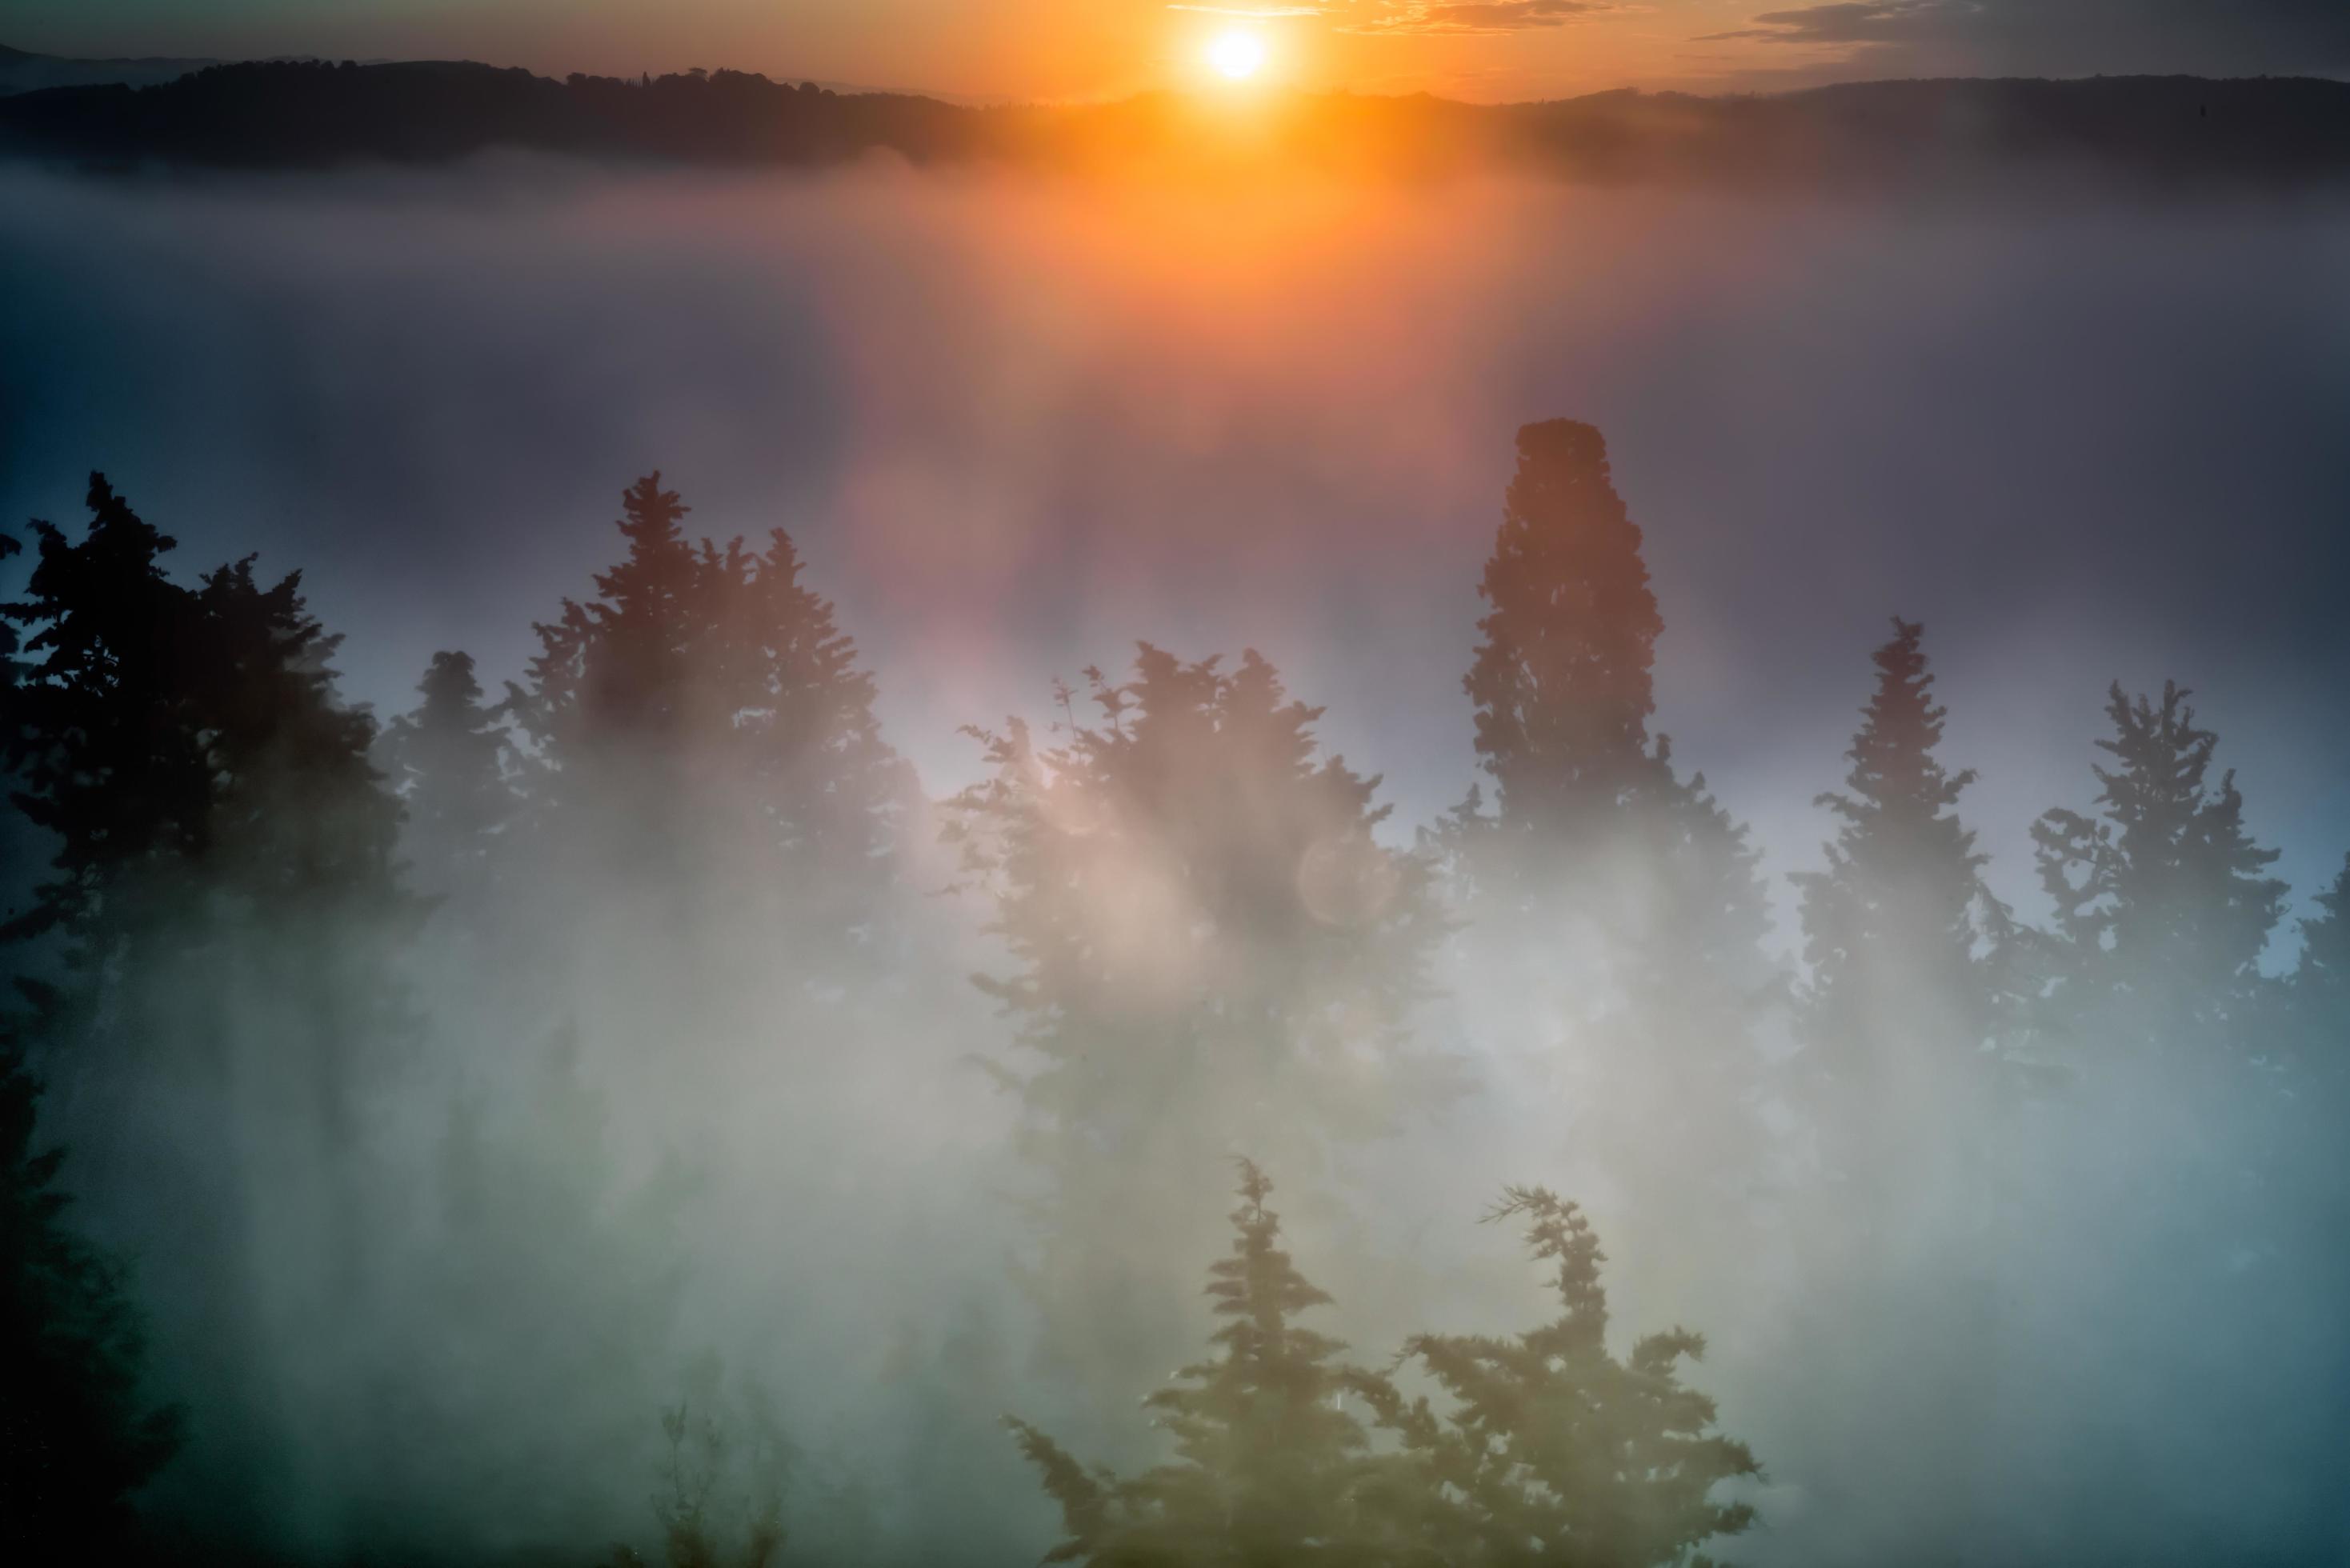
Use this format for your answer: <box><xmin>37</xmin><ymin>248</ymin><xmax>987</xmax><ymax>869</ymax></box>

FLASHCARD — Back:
<box><xmin>3</xmin><ymin>9</ymin><xmax>2348</xmax><ymax>1568</ymax></box>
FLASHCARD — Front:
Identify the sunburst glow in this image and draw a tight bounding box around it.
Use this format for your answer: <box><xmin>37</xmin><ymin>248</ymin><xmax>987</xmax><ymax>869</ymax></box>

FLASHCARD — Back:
<box><xmin>1207</xmin><ymin>30</ymin><xmax>1267</xmax><ymax>82</ymax></box>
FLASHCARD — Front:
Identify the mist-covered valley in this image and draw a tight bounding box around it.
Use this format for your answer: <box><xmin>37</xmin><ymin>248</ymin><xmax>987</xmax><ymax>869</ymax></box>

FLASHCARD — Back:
<box><xmin>3</xmin><ymin>154</ymin><xmax>2348</xmax><ymax>1566</ymax></box>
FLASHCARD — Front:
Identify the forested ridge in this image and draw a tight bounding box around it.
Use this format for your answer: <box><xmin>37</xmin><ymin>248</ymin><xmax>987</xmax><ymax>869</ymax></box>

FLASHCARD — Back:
<box><xmin>5</xmin><ymin>58</ymin><xmax>2350</xmax><ymax>188</ymax></box>
<box><xmin>2</xmin><ymin>425</ymin><xmax>2344</xmax><ymax>1564</ymax></box>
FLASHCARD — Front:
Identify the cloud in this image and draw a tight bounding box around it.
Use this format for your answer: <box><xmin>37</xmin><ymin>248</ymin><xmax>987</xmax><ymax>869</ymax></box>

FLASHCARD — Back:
<box><xmin>1696</xmin><ymin>1</ymin><xmax>1959</xmax><ymax>46</ymax></box>
<box><xmin>1696</xmin><ymin>0</ymin><xmax>2350</xmax><ymax>77</ymax></box>
<box><xmin>1339</xmin><ymin>0</ymin><xmax>1610</xmax><ymax>35</ymax></box>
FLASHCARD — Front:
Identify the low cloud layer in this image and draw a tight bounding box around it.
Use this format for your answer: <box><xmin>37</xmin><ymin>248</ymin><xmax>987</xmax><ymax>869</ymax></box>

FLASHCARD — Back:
<box><xmin>1701</xmin><ymin>0</ymin><xmax>2350</xmax><ymax>78</ymax></box>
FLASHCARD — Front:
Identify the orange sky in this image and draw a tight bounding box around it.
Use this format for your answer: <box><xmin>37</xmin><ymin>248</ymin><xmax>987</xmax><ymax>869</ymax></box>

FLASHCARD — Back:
<box><xmin>12</xmin><ymin>0</ymin><xmax>2345</xmax><ymax>103</ymax></box>
<box><xmin>1</xmin><ymin>0</ymin><xmax>1928</xmax><ymax>102</ymax></box>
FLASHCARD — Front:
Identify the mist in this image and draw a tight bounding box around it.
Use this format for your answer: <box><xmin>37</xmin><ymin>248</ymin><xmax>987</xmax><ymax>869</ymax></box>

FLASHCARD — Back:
<box><xmin>2</xmin><ymin>154</ymin><xmax>2347</xmax><ymax>1566</ymax></box>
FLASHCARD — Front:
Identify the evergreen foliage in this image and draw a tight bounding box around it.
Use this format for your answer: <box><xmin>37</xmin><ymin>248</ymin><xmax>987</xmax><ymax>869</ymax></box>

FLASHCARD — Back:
<box><xmin>2032</xmin><ymin>680</ymin><xmax>2287</xmax><ymax>1063</ymax></box>
<box><xmin>0</xmin><ymin>1023</ymin><xmax>180</xmax><ymax>1550</ymax></box>
<box><xmin>1009</xmin><ymin>1161</ymin><xmax>1411</xmax><ymax>1567</ymax></box>
<box><xmin>950</xmin><ymin>649</ymin><xmax>1450</xmax><ymax>1388</ymax></box>
<box><xmin>2</xmin><ymin>474</ymin><xmax>413</xmax><ymax>1552</ymax></box>
<box><xmin>3</xmin><ymin>475</ymin><xmax>406</xmax><ymax>951</ymax></box>
<box><xmin>1792</xmin><ymin>619</ymin><xmax>2007</xmax><ymax>1182</ymax></box>
<box><xmin>1463</xmin><ymin>419</ymin><xmax>1669</xmax><ymax>856</ymax></box>
<box><xmin>1015</xmin><ymin>1164</ymin><xmax>1759</xmax><ymax>1568</ymax></box>
<box><xmin>514</xmin><ymin>472</ymin><xmax>911</xmax><ymax>942</ymax></box>
<box><xmin>2</xmin><ymin>428</ymin><xmax>2344</xmax><ymax>1566</ymax></box>
<box><xmin>380</xmin><ymin>650</ymin><xmax>517</xmax><ymax>903</ymax></box>
<box><xmin>1447</xmin><ymin>422</ymin><xmax>1778</xmax><ymax>1267</ymax></box>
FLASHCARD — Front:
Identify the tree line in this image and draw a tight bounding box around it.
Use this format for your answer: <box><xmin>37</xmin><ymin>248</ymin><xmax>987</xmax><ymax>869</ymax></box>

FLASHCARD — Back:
<box><xmin>2</xmin><ymin>422</ymin><xmax>2344</xmax><ymax>1563</ymax></box>
<box><xmin>10</xmin><ymin>61</ymin><xmax>2350</xmax><ymax>189</ymax></box>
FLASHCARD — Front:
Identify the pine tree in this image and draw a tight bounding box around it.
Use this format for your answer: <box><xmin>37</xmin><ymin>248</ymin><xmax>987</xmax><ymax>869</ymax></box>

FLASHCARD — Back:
<box><xmin>514</xmin><ymin>473</ymin><xmax>911</xmax><ymax>932</ymax></box>
<box><xmin>524</xmin><ymin>473</ymin><xmax>702</xmax><ymax>790</ymax></box>
<box><xmin>2031</xmin><ymin>680</ymin><xmax>2285</xmax><ymax>1065</ymax></box>
<box><xmin>2288</xmin><ymin>856</ymin><xmax>2350</xmax><ymax>1102</ymax></box>
<box><xmin>1015</xmin><ymin>1166</ymin><xmax>1763</xmax><ymax>1568</ymax></box>
<box><xmin>0</xmin><ymin>1010</ymin><xmax>180</xmax><ymax>1551</ymax></box>
<box><xmin>2</xmin><ymin>474</ymin><xmax>411</xmax><ymax>1546</ymax></box>
<box><xmin>1359</xmin><ymin>1186</ymin><xmax>1759</xmax><ymax>1568</ymax></box>
<box><xmin>3</xmin><ymin>475</ymin><xmax>408</xmax><ymax>954</ymax></box>
<box><xmin>2275</xmin><ymin>855</ymin><xmax>2350</xmax><ymax>1231</ymax></box>
<box><xmin>379</xmin><ymin>650</ymin><xmax>516</xmax><ymax>902</ymax></box>
<box><xmin>950</xmin><ymin>648</ymin><xmax>1449</xmax><ymax>1394</ymax></box>
<box><xmin>1791</xmin><ymin>618</ymin><xmax>2005</xmax><ymax>1184</ymax></box>
<box><xmin>1776</xmin><ymin>622</ymin><xmax>2021</xmax><ymax>1552</ymax></box>
<box><xmin>1008</xmin><ymin>1161</ymin><xmax>1408</xmax><ymax>1567</ymax></box>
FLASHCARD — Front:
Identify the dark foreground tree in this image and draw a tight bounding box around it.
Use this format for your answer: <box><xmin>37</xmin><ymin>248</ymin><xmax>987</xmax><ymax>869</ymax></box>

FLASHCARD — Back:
<box><xmin>0</xmin><ymin>1019</ymin><xmax>178</xmax><ymax>1550</ymax></box>
<box><xmin>3</xmin><ymin>475</ymin><xmax>410</xmax><ymax>1552</ymax></box>
<box><xmin>1015</xmin><ymin>1163</ymin><xmax>1758</xmax><ymax>1568</ymax></box>
<box><xmin>1008</xmin><ymin>1161</ymin><xmax>1414</xmax><ymax>1567</ymax></box>
<box><xmin>1360</xmin><ymin>1186</ymin><xmax>1759</xmax><ymax>1568</ymax></box>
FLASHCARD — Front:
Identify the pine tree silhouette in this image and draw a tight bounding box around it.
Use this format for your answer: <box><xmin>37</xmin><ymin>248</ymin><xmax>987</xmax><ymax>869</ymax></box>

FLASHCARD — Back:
<box><xmin>2032</xmin><ymin>680</ymin><xmax>2285</xmax><ymax>1065</ymax></box>
<box><xmin>950</xmin><ymin>648</ymin><xmax>1450</xmax><ymax>1398</ymax></box>
<box><xmin>516</xmin><ymin>472</ymin><xmax>911</xmax><ymax>923</ymax></box>
<box><xmin>1360</xmin><ymin>1186</ymin><xmax>1759</xmax><ymax>1568</ymax></box>
<box><xmin>380</xmin><ymin>649</ymin><xmax>517</xmax><ymax>903</ymax></box>
<box><xmin>2</xmin><ymin>474</ymin><xmax>412</xmax><ymax>1546</ymax></box>
<box><xmin>0</xmin><ymin>1010</ymin><xmax>180</xmax><ymax>1552</ymax></box>
<box><xmin>1779</xmin><ymin>619</ymin><xmax>2022</xmax><ymax>1562</ymax></box>
<box><xmin>1792</xmin><ymin>618</ymin><xmax>2010</xmax><ymax>1186</ymax></box>
<box><xmin>1014</xmin><ymin>1164</ymin><xmax>1761</xmax><ymax>1567</ymax></box>
<box><xmin>1008</xmin><ymin>1161</ymin><xmax>1410</xmax><ymax>1566</ymax></box>
<box><xmin>2290</xmin><ymin>855</ymin><xmax>2350</xmax><ymax>1083</ymax></box>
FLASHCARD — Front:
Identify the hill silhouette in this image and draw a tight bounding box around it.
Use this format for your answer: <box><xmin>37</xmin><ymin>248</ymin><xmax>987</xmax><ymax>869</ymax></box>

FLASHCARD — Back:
<box><xmin>2</xmin><ymin>55</ymin><xmax>2347</xmax><ymax>187</ymax></box>
<box><xmin>0</xmin><ymin>41</ymin><xmax>219</xmax><ymax>97</ymax></box>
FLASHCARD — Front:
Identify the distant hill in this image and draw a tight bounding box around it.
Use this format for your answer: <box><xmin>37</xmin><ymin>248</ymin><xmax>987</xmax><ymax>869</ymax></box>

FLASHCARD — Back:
<box><xmin>0</xmin><ymin>40</ymin><xmax>217</xmax><ymax>96</ymax></box>
<box><xmin>2</xmin><ymin>56</ymin><xmax>2347</xmax><ymax>190</ymax></box>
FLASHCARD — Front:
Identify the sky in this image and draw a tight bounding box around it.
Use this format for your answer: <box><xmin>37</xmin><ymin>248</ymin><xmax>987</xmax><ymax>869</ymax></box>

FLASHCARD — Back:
<box><xmin>9</xmin><ymin>0</ymin><xmax>2350</xmax><ymax>102</ymax></box>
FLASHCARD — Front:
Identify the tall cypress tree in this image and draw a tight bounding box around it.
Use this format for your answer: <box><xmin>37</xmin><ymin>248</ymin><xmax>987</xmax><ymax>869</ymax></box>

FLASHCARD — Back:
<box><xmin>1462</xmin><ymin>419</ymin><xmax>1668</xmax><ymax>869</ymax></box>
<box><xmin>1449</xmin><ymin>422</ymin><xmax>1778</xmax><ymax>1296</ymax></box>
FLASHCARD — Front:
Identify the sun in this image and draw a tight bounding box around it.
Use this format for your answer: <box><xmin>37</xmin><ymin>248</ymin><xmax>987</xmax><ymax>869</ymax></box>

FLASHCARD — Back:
<box><xmin>1207</xmin><ymin>30</ymin><xmax>1267</xmax><ymax>82</ymax></box>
